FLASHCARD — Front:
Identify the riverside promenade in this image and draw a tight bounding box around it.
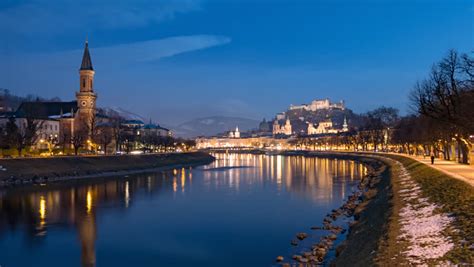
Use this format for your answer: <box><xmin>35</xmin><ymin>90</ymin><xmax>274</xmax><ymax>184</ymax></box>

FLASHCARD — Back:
<box><xmin>400</xmin><ymin>154</ymin><xmax>474</xmax><ymax>187</ymax></box>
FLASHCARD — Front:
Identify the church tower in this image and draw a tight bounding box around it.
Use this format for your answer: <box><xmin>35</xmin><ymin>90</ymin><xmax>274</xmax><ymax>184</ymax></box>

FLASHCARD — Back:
<box><xmin>76</xmin><ymin>40</ymin><xmax>97</xmax><ymax>133</ymax></box>
<box><xmin>342</xmin><ymin>116</ymin><xmax>349</xmax><ymax>132</ymax></box>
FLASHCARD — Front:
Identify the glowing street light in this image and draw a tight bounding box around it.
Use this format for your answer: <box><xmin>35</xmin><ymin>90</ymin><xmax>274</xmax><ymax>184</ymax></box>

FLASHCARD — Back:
<box><xmin>40</xmin><ymin>139</ymin><xmax>53</xmax><ymax>155</ymax></box>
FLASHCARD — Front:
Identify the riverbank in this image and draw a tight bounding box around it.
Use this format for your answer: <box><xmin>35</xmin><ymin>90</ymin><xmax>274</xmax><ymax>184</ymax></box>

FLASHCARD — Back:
<box><xmin>374</xmin><ymin>154</ymin><xmax>474</xmax><ymax>265</ymax></box>
<box><xmin>265</xmin><ymin>151</ymin><xmax>473</xmax><ymax>265</ymax></box>
<box><xmin>0</xmin><ymin>152</ymin><xmax>215</xmax><ymax>187</ymax></box>
<box><xmin>274</xmin><ymin>153</ymin><xmax>390</xmax><ymax>266</ymax></box>
<box><xmin>312</xmin><ymin>152</ymin><xmax>474</xmax><ymax>265</ymax></box>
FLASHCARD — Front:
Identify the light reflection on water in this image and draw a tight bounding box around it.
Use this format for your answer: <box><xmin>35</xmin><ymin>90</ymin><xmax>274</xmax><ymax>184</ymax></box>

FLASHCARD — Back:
<box><xmin>0</xmin><ymin>154</ymin><xmax>366</xmax><ymax>267</ymax></box>
<box><xmin>203</xmin><ymin>153</ymin><xmax>366</xmax><ymax>203</ymax></box>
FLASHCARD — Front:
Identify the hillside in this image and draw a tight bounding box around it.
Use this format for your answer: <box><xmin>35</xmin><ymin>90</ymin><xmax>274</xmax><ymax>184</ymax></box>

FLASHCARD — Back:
<box><xmin>173</xmin><ymin>116</ymin><xmax>259</xmax><ymax>138</ymax></box>
<box><xmin>283</xmin><ymin>108</ymin><xmax>363</xmax><ymax>134</ymax></box>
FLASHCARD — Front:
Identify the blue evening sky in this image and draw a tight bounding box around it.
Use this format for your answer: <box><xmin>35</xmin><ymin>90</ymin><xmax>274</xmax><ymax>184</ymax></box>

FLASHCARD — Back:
<box><xmin>1</xmin><ymin>0</ymin><xmax>473</xmax><ymax>125</ymax></box>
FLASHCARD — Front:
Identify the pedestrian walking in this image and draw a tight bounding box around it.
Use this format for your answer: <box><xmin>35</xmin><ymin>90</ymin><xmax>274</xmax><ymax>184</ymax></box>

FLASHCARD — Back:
<box><xmin>430</xmin><ymin>153</ymin><xmax>435</xmax><ymax>165</ymax></box>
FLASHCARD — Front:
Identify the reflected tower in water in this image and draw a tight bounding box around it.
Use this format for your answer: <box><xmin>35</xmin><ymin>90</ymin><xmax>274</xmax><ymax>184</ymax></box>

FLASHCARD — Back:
<box><xmin>78</xmin><ymin>187</ymin><xmax>97</xmax><ymax>267</ymax></box>
<box><xmin>0</xmin><ymin>154</ymin><xmax>366</xmax><ymax>267</ymax></box>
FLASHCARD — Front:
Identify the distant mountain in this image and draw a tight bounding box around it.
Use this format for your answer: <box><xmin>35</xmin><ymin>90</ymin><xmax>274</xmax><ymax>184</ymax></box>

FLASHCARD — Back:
<box><xmin>101</xmin><ymin>106</ymin><xmax>146</xmax><ymax>122</ymax></box>
<box><xmin>173</xmin><ymin>116</ymin><xmax>259</xmax><ymax>138</ymax></box>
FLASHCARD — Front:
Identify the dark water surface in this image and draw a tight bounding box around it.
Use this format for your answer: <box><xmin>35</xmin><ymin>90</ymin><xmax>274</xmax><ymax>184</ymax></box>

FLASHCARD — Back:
<box><xmin>0</xmin><ymin>153</ymin><xmax>366</xmax><ymax>267</ymax></box>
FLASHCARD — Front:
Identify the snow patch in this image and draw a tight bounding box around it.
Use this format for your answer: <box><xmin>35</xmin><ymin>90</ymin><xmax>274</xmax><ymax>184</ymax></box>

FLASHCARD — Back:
<box><xmin>395</xmin><ymin>161</ymin><xmax>454</xmax><ymax>265</ymax></box>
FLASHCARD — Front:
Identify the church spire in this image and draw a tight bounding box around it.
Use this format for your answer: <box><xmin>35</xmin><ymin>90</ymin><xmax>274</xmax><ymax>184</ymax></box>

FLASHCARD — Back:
<box><xmin>342</xmin><ymin>116</ymin><xmax>349</xmax><ymax>132</ymax></box>
<box><xmin>80</xmin><ymin>40</ymin><xmax>93</xmax><ymax>71</ymax></box>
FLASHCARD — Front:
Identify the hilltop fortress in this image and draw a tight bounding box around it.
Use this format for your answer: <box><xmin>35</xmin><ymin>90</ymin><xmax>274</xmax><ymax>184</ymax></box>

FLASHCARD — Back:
<box><xmin>196</xmin><ymin>98</ymin><xmax>355</xmax><ymax>149</ymax></box>
<box><xmin>289</xmin><ymin>98</ymin><xmax>345</xmax><ymax>111</ymax></box>
<box><xmin>269</xmin><ymin>98</ymin><xmax>349</xmax><ymax>136</ymax></box>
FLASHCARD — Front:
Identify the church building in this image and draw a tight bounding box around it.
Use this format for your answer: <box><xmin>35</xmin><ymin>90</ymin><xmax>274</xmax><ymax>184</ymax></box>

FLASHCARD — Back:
<box><xmin>14</xmin><ymin>41</ymin><xmax>98</xmax><ymax>147</ymax></box>
<box><xmin>273</xmin><ymin>118</ymin><xmax>292</xmax><ymax>136</ymax></box>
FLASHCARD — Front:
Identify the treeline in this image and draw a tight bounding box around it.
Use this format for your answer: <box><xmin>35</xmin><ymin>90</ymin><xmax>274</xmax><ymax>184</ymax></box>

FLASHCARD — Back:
<box><xmin>0</xmin><ymin>108</ymin><xmax>195</xmax><ymax>157</ymax></box>
<box><xmin>292</xmin><ymin>50</ymin><xmax>473</xmax><ymax>164</ymax></box>
<box><xmin>396</xmin><ymin>50</ymin><xmax>473</xmax><ymax>163</ymax></box>
<box><xmin>0</xmin><ymin>116</ymin><xmax>40</xmax><ymax>156</ymax></box>
<box><xmin>0</xmin><ymin>88</ymin><xmax>62</xmax><ymax>112</ymax></box>
<box><xmin>89</xmin><ymin>109</ymin><xmax>195</xmax><ymax>155</ymax></box>
<box><xmin>289</xmin><ymin>106</ymin><xmax>400</xmax><ymax>152</ymax></box>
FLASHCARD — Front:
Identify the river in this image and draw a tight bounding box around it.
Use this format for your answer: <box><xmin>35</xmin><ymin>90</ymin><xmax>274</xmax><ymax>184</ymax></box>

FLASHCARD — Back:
<box><xmin>0</xmin><ymin>153</ymin><xmax>366</xmax><ymax>266</ymax></box>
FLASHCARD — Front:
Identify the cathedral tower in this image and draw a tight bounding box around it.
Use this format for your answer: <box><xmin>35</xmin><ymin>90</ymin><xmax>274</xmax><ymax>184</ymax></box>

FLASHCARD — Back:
<box><xmin>76</xmin><ymin>41</ymin><xmax>97</xmax><ymax>133</ymax></box>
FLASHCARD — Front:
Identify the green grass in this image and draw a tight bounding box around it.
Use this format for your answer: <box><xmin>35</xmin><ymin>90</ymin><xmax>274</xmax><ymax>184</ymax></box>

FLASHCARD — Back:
<box><xmin>384</xmin><ymin>154</ymin><xmax>474</xmax><ymax>264</ymax></box>
<box><xmin>373</xmin><ymin>159</ymin><xmax>410</xmax><ymax>266</ymax></box>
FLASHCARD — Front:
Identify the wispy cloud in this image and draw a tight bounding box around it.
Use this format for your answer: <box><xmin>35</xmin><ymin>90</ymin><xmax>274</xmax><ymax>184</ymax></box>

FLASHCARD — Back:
<box><xmin>1</xmin><ymin>34</ymin><xmax>231</xmax><ymax>99</ymax></box>
<box><xmin>0</xmin><ymin>0</ymin><xmax>201</xmax><ymax>35</ymax></box>
<box><xmin>2</xmin><ymin>34</ymin><xmax>231</xmax><ymax>72</ymax></box>
<box><xmin>97</xmin><ymin>35</ymin><xmax>231</xmax><ymax>63</ymax></box>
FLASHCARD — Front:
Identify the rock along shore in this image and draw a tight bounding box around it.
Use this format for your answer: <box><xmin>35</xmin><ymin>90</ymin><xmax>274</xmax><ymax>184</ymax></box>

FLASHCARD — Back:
<box><xmin>271</xmin><ymin>152</ymin><xmax>391</xmax><ymax>267</ymax></box>
<box><xmin>0</xmin><ymin>152</ymin><xmax>215</xmax><ymax>187</ymax></box>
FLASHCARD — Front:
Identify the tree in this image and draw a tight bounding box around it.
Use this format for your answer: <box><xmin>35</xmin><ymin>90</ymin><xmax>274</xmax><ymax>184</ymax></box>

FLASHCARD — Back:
<box><xmin>72</xmin><ymin>126</ymin><xmax>88</xmax><ymax>156</ymax></box>
<box><xmin>94</xmin><ymin>126</ymin><xmax>114</xmax><ymax>155</ymax></box>
<box><xmin>5</xmin><ymin>115</ymin><xmax>42</xmax><ymax>157</ymax></box>
<box><xmin>357</xmin><ymin>106</ymin><xmax>400</xmax><ymax>152</ymax></box>
<box><xmin>109</xmin><ymin>115</ymin><xmax>124</xmax><ymax>153</ymax></box>
<box><xmin>59</xmin><ymin>131</ymin><xmax>72</xmax><ymax>154</ymax></box>
<box><xmin>0</xmin><ymin>126</ymin><xmax>6</xmax><ymax>152</ymax></box>
<box><xmin>410</xmin><ymin>50</ymin><xmax>474</xmax><ymax>163</ymax></box>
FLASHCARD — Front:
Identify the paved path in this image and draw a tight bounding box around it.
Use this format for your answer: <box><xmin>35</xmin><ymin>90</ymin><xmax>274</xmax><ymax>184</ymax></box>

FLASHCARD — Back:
<box><xmin>398</xmin><ymin>154</ymin><xmax>474</xmax><ymax>187</ymax></box>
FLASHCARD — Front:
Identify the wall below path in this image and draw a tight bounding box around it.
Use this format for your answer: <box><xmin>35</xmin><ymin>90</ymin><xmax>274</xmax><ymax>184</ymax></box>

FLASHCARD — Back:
<box><xmin>0</xmin><ymin>152</ymin><xmax>215</xmax><ymax>186</ymax></box>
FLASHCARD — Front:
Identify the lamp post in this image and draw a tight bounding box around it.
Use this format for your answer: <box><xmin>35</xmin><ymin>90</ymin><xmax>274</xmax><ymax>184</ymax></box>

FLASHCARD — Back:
<box><xmin>87</xmin><ymin>139</ymin><xmax>98</xmax><ymax>154</ymax></box>
<box><xmin>40</xmin><ymin>139</ymin><xmax>53</xmax><ymax>156</ymax></box>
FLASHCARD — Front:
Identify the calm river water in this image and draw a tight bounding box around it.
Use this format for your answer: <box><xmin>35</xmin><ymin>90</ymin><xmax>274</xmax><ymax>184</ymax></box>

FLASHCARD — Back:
<box><xmin>0</xmin><ymin>153</ymin><xmax>366</xmax><ymax>267</ymax></box>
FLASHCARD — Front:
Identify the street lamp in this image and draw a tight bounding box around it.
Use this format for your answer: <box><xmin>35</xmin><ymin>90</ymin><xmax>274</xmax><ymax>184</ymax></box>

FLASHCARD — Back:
<box><xmin>40</xmin><ymin>139</ymin><xmax>53</xmax><ymax>156</ymax></box>
<box><xmin>86</xmin><ymin>139</ymin><xmax>98</xmax><ymax>154</ymax></box>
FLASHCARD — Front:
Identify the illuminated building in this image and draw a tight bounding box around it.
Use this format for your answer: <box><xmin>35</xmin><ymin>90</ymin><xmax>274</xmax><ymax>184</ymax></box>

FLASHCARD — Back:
<box><xmin>273</xmin><ymin>118</ymin><xmax>292</xmax><ymax>136</ymax></box>
<box><xmin>0</xmin><ymin>41</ymin><xmax>98</xmax><ymax>149</ymax></box>
<box><xmin>228</xmin><ymin>126</ymin><xmax>241</xmax><ymax>138</ymax></box>
<box><xmin>289</xmin><ymin>98</ymin><xmax>345</xmax><ymax>111</ymax></box>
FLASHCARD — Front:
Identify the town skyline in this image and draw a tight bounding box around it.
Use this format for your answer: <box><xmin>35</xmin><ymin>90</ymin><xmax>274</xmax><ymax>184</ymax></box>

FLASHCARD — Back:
<box><xmin>0</xmin><ymin>1</ymin><xmax>473</xmax><ymax>266</ymax></box>
<box><xmin>1</xmin><ymin>0</ymin><xmax>473</xmax><ymax>125</ymax></box>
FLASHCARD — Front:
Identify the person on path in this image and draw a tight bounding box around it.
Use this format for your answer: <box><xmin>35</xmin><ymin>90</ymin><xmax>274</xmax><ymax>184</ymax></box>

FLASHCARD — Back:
<box><xmin>430</xmin><ymin>152</ymin><xmax>435</xmax><ymax>165</ymax></box>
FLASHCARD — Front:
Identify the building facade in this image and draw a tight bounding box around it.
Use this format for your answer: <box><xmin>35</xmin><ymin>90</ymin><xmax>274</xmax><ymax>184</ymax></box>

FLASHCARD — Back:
<box><xmin>289</xmin><ymin>98</ymin><xmax>345</xmax><ymax>111</ymax></box>
<box><xmin>0</xmin><ymin>41</ymin><xmax>98</xmax><ymax>152</ymax></box>
<box><xmin>307</xmin><ymin>117</ymin><xmax>349</xmax><ymax>135</ymax></box>
<box><xmin>228</xmin><ymin>126</ymin><xmax>240</xmax><ymax>138</ymax></box>
<box><xmin>273</xmin><ymin>118</ymin><xmax>292</xmax><ymax>136</ymax></box>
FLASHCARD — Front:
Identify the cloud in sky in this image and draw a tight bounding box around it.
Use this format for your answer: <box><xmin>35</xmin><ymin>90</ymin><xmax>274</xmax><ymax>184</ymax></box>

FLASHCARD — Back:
<box><xmin>0</xmin><ymin>0</ymin><xmax>201</xmax><ymax>35</ymax></box>
<box><xmin>3</xmin><ymin>34</ymin><xmax>230</xmax><ymax>67</ymax></box>
<box><xmin>1</xmin><ymin>34</ymin><xmax>231</xmax><ymax>99</ymax></box>
<box><xmin>98</xmin><ymin>35</ymin><xmax>231</xmax><ymax>63</ymax></box>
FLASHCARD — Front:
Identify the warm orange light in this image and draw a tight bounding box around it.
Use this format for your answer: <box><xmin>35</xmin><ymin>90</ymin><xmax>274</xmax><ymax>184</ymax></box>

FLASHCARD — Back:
<box><xmin>125</xmin><ymin>181</ymin><xmax>130</xmax><ymax>208</ymax></box>
<box><xmin>86</xmin><ymin>189</ymin><xmax>93</xmax><ymax>214</ymax></box>
<box><xmin>173</xmin><ymin>177</ymin><xmax>177</xmax><ymax>192</ymax></box>
<box><xmin>39</xmin><ymin>195</ymin><xmax>46</xmax><ymax>225</ymax></box>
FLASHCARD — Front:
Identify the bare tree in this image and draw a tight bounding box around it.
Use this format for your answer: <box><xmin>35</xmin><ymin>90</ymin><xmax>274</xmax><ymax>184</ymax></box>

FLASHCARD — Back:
<box><xmin>94</xmin><ymin>126</ymin><xmax>114</xmax><ymax>155</ymax></box>
<box><xmin>71</xmin><ymin>132</ymin><xmax>86</xmax><ymax>156</ymax></box>
<box><xmin>59</xmin><ymin>131</ymin><xmax>71</xmax><ymax>154</ymax></box>
<box><xmin>410</xmin><ymin>50</ymin><xmax>473</xmax><ymax>163</ymax></box>
<box><xmin>5</xmin><ymin>111</ymin><xmax>42</xmax><ymax>157</ymax></box>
